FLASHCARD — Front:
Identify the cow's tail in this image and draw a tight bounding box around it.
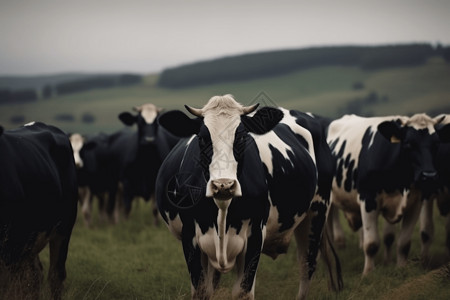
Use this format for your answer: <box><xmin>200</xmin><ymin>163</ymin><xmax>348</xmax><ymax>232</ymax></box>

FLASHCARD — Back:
<box><xmin>321</xmin><ymin>225</ymin><xmax>344</xmax><ymax>292</ymax></box>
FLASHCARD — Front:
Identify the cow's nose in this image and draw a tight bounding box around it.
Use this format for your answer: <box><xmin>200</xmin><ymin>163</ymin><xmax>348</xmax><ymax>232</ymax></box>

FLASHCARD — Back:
<box><xmin>421</xmin><ymin>171</ymin><xmax>438</xmax><ymax>181</ymax></box>
<box><xmin>210</xmin><ymin>179</ymin><xmax>238</xmax><ymax>200</ymax></box>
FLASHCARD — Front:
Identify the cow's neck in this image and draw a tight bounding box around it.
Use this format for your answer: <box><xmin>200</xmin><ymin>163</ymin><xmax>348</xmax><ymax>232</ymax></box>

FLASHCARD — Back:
<box><xmin>214</xmin><ymin>198</ymin><xmax>232</xmax><ymax>269</ymax></box>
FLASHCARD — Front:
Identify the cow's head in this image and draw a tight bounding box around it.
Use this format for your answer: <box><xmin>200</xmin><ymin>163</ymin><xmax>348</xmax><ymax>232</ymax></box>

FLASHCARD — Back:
<box><xmin>378</xmin><ymin>113</ymin><xmax>450</xmax><ymax>186</ymax></box>
<box><xmin>160</xmin><ymin>95</ymin><xmax>283</xmax><ymax>204</ymax></box>
<box><xmin>119</xmin><ymin>103</ymin><xmax>162</xmax><ymax>145</ymax></box>
<box><xmin>69</xmin><ymin>133</ymin><xmax>86</xmax><ymax>168</ymax></box>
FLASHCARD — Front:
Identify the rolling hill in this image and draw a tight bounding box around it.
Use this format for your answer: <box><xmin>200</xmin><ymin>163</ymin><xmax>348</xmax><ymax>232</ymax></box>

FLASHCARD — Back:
<box><xmin>0</xmin><ymin>55</ymin><xmax>449</xmax><ymax>136</ymax></box>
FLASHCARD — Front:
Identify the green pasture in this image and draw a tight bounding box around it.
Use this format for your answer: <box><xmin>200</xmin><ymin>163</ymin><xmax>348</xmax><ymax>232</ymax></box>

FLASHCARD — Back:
<box><xmin>34</xmin><ymin>198</ymin><xmax>450</xmax><ymax>300</ymax></box>
<box><xmin>1</xmin><ymin>57</ymin><xmax>449</xmax><ymax>136</ymax></box>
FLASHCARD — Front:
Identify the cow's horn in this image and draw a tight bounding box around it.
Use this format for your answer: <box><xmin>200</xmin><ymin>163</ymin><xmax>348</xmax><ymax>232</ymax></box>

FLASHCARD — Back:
<box><xmin>434</xmin><ymin>114</ymin><xmax>446</xmax><ymax>124</ymax></box>
<box><xmin>242</xmin><ymin>103</ymin><xmax>259</xmax><ymax>115</ymax></box>
<box><xmin>133</xmin><ymin>106</ymin><xmax>142</xmax><ymax>112</ymax></box>
<box><xmin>185</xmin><ymin>105</ymin><xmax>203</xmax><ymax>117</ymax></box>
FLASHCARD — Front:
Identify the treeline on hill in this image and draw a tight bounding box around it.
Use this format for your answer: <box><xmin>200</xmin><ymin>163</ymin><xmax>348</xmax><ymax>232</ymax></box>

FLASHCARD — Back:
<box><xmin>0</xmin><ymin>74</ymin><xmax>141</xmax><ymax>105</ymax></box>
<box><xmin>158</xmin><ymin>44</ymin><xmax>450</xmax><ymax>88</ymax></box>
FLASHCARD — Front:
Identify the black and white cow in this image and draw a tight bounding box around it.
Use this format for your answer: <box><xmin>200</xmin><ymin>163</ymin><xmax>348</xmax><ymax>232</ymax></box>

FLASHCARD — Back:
<box><xmin>326</xmin><ymin>113</ymin><xmax>450</xmax><ymax>275</ymax></box>
<box><xmin>0</xmin><ymin>122</ymin><xmax>78</xmax><ymax>300</ymax></box>
<box><xmin>156</xmin><ymin>95</ymin><xmax>341</xmax><ymax>299</ymax></box>
<box><xmin>116</xmin><ymin>103</ymin><xmax>179</xmax><ymax>222</ymax></box>
<box><xmin>69</xmin><ymin>133</ymin><xmax>115</xmax><ymax>226</ymax></box>
<box><xmin>419</xmin><ymin>114</ymin><xmax>450</xmax><ymax>259</ymax></box>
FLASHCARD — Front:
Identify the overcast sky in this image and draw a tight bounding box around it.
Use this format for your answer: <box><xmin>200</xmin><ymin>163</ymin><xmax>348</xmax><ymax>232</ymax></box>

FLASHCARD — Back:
<box><xmin>1</xmin><ymin>0</ymin><xmax>449</xmax><ymax>76</ymax></box>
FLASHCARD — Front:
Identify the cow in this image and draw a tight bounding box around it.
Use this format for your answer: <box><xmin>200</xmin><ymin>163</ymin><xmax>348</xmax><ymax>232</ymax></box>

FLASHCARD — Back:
<box><xmin>156</xmin><ymin>95</ymin><xmax>342</xmax><ymax>300</ymax></box>
<box><xmin>0</xmin><ymin>122</ymin><xmax>78</xmax><ymax>300</ymax></box>
<box><xmin>69</xmin><ymin>133</ymin><xmax>116</xmax><ymax>226</ymax></box>
<box><xmin>419</xmin><ymin>114</ymin><xmax>450</xmax><ymax>260</ymax></box>
<box><xmin>115</xmin><ymin>103</ymin><xmax>179</xmax><ymax>223</ymax></box>
<box><xmin>326</xmin><ymin>113</ymin><xmax>450</xmax><ymax>275</ymax></box>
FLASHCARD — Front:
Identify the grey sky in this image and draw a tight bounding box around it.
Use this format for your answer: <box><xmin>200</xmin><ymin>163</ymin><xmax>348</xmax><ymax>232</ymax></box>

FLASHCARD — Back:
<box><xmin>1</xmin><ymin>0</ymin><xmax>449</xmax><ymax>75</ymax></box>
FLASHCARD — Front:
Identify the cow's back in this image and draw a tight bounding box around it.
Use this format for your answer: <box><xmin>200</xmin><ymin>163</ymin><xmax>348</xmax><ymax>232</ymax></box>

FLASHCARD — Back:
<box><xmin>0</xmin><ymin>122</ymin><xmax>78</xmax><ymax>264</ymax></box>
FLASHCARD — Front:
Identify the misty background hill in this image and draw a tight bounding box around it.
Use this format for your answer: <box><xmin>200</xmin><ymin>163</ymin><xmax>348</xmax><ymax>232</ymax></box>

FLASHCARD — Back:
<box><xmin>1</xmin><ymin>44</ymin><xmax>449</xmax><ymax>134</ymax></box>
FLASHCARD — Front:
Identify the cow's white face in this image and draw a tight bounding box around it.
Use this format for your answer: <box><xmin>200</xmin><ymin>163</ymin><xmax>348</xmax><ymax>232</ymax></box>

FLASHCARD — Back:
<box><xmin>201</xmin><ymin>97</ymin><xmax>244</xmax><ymax>200</ymax></box>
<box><xmin>139</xmin><ymin>103</ymin><xmax>159</xmax><ymax>124</ymax></box>
<box><xmin>69</xmin><ymin>133</ymin><xmax>84</xmax><ymax>168</ymax></box>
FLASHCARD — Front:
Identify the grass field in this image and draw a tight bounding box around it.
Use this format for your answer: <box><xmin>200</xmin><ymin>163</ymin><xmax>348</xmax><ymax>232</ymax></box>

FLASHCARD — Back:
<box><xmin>33</xmin><ymin>198</ymin><xmax>450</xmax><ymax>300</ymax></box>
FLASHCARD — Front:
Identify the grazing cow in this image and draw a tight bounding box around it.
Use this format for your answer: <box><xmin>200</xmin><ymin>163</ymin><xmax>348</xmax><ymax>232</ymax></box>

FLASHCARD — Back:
<box><xmin>69</xmin><ymin>133</ymin><xmax>115</xmax><ymax>226</ymax></box>
<box><xmin>116</xmin><ymin>103</ymin><xmax>179</xmax><ymax>222</ymax></box>
<box><xmin>326</xmin><ymin>113</ymin><xmax>450</xmax><ymax>275</ymax></box>
<box><xmin>420</xmin><ymin>114</ymin><xmax>450</xmax><ymax>259</ymax></box>
<box><xmin>156</xmin><ymin>95</ymin><xmax>342</xmax><ymax>299</ymax></box>
<box><xmin>0</xmin><ymin>122</ymin><xmax>78</xmax><ymax>300</ymax></box>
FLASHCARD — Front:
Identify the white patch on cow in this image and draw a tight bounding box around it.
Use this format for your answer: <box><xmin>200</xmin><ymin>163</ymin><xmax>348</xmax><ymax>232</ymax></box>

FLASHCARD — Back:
<box><xmin>279</xmin><ymin>107</ymin><xmax>316</xmax><ymax>162</ymax></box>
<box><xmin>195</xmin><ymin>219</ymin><xmax>251</xmax><ymax>273</ymax></box>
<box><xmin>24</xmin><ymin>121</ymin><xmax>35</xmax><ymax>126</ymax></box>
<box><xmin>251</xmin><ymin>108</ymin><xmax>317</xmax><ymax>177</ymax></box>
<box><xmin>251</xmin><ymin>131</ymin><xmax>293</xmax><ymax>176</ymax></box>
<box><xmin>202</xmin><ymin>95</ymin><xmax>243</xmax><ymax>196</ymax></box>
<box><xmin>69</xmin><ymin>133</ymin><xmax>84</xmax><ymax>168</ymax></box>
<box><xmin>263</xmin><ymin>196</ymin><xmax>307</xmax><ymax>259</ymax></box>
<box><xmin>166</xmin><ymin>212</ymin><xmax>183</xmax><ymax>240</ymax></box>
<box><xmin>139</xmin><ymin>103</ymin><xmax>159</xmax><ymax>123</ymax></box>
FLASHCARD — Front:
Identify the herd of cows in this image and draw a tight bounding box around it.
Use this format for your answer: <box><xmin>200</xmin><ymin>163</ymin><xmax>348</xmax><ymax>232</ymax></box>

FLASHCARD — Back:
<box><xmin>1</xmin><ymin>94</ymin><xmax>449</xmax><ymax>299</ymax></box>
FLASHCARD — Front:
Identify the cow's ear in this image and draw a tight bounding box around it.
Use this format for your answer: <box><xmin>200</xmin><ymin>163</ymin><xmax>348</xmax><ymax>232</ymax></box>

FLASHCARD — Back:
<box><xmin>0</xmin><ymin>126</ymin><xmax>3</xmax><ymax>136</ymax></box>
<box><xmin>119</xmin><ymin>112</ymin><xmax>137</xmax><ymax>126</ymax></box>
<box><xmin>437</xmin><ymin>123</ymin><xmax>450</xmax><ymax>142</ymax></box>
<box><xmin>241</xmin><ymin>107</ymin><xmax>284</xmax><ymax>134</ymax></box>
<box><xmin>159</xmin><ymin>110</ymin><xmax>202</xmax><ymax>137</ymax></box>
<box><xmin>378</xmin><ymin>120</ymin><xmax>403</xmax><ymax>143</ymax></box>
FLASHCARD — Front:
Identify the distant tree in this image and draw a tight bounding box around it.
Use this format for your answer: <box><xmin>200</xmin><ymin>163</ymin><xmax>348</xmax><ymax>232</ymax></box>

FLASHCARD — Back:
<box><xmin>0</xmin><ymin>89</ymin><xmax>11</xmax><ymax>104</ymax></box>
<box><xmin>10</xmin><ymin>89</ymin><xmax>38</xmax><ymax>103</ymax></box>
<box><xmin>54</xmin><ymin>113</ymin><xmax>75</xmax><ymax>122</ymax></box>
<box><xmin>10</xmin><ymin>115</ymin><xmax>25</xmax><ymax>124</ymax></box>
<box><xmin>81</xmin><ymin>113</ymin><xmax>96</xmax><ymax>123</ymax></box>
<box><xmin>42</xmin><ymin>84</ymin><xmax>53</xmax><ymax>98</ymax></box>
<box><xmin>118</xmin><ymin>74</ymin><xmax>142</xmax><ymax>85</ymax></box>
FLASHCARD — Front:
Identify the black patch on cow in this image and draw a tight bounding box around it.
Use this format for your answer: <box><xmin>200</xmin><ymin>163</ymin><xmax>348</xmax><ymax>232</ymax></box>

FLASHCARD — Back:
<box><xmin>421</xmin><ymin>231</ymin><xmax>430</xmax><ymax>244</ymax></box>
<box><xmin>366</xmin><ymin>242</ymin><xmax>379</xmax><ymax>258</ymax></box>
<box><xmin>344</xmin><ymin>159</ymin><xmax>355</xmax><ymax>192</ymax></box>
<box><xmin>308</xmin><ymin>201</ymin><xmax>327</xmax><ymax>279</ymax></box>
<box><xmin>400</xmin><ymin>241</ymin><xmax>411</xmax><ymax>258</ymax></box>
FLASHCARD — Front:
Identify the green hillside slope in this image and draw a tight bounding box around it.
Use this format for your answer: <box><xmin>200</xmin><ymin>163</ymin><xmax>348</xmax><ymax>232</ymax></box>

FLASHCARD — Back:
<box><xmin>0</xmin><ymin>57</ymin><xmax>449</xmax><ymax>135</ymax></box>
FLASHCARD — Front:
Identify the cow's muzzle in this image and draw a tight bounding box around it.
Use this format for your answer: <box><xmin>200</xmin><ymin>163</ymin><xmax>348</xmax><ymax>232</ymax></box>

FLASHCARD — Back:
<box><xmin>420</xmin><ymin>171</ymin><xmax>438</xmax><ymax>181</ymax></box>
<box><xmin>206</xmin><ymin>178</ymin><xmax>241</xmax><ymax>200</ymax></box>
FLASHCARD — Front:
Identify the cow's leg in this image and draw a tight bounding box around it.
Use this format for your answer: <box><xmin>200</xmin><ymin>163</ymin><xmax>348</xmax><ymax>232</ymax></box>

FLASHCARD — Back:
<box><xmin>360</xmin><ymin>201</ymin><xmax>379</xmax><ymax>276</ymax></box>
<box><xmin>181</xmin><ymin>230</ymin><xmax>215</xmax><ymax>300</ymax></box>
<box><xmin>327</xmin><ymin>203</ymin><xmax>346</xmax><ymax>248</ymax></box>
<box><xmin>150</xmin><ymin>193</ymin><xmax>160</xmax><ymax>226</ymax></box>
<box><xmin>231</xmin><ymin>228</ymin><xmax>263</xmax><ymax>300</ymax></box>
<box><xmin>396</xmin><ymin>193</ymin><xmax>422</xmax><ymax>267</ymax></box>
<box><xmin>48</xmin><ymin>234</ymin><xmax>71</xmax><ymax>300</ymax></box>
<box><xmin>419</xmin><ymin>198</ymin><xmax>434</xmax><ymax>260</ymax></box>
<box><xmin>294</xmin><ymin>213</ymin><xmax>311</xmax><ymax>300</ymax></box>
<box><xmin>445</xmin><ymin>213</ymin><xmax>450</xmax><ymax>255</ymax></box>
<box><xmin>383</xmin><ymin>222</ymin><xmax>396</xmax><ymax>265</ymax></box>
<box><xmin>97</xmin><ymin>192</ymin><xmax>108</xmax><ymax>224</ymax></box>
<box><xmin>79</xmin><ymin>186</ymin><xmax>92</xmax><ymax>227</ymax></box>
